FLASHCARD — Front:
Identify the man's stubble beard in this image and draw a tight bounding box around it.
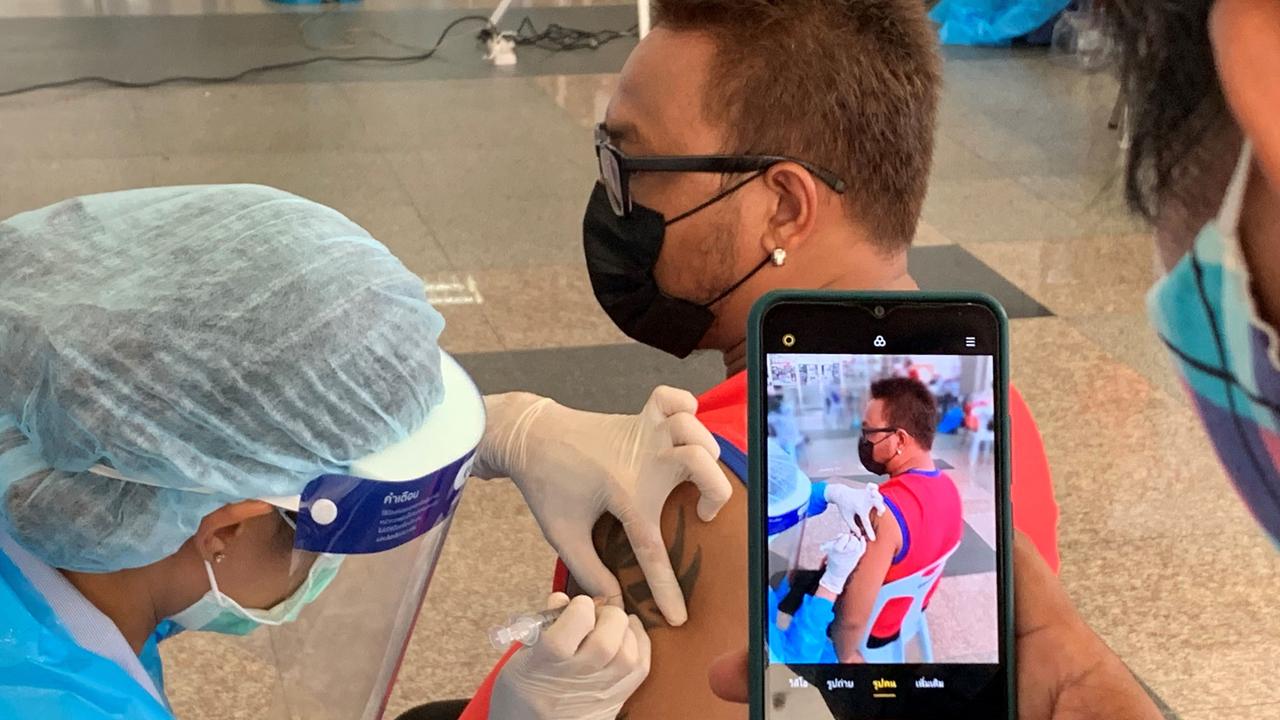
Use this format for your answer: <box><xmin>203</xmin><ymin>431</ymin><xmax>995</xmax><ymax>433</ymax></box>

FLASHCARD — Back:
<box><xmin>693</xmin><ymin>214</ymin><xmax>749</xmax><ymax>354</ymax></box>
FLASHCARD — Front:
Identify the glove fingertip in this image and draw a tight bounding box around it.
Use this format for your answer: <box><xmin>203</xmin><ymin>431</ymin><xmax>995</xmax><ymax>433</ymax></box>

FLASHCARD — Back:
<box><xmin>651</xmin><ymin>385</ymin><xmax>698</xmax><ymax>415</ymax></box>
<box><xmin>670</xmin><ymin>386</ymin><xmax>699</xmax><ymax>409</ymax></box>
<box><xmin>663</xmin><ymin>603</ymin><xmax>688</xmax><ymax>627</ymax></box>
<box><xmin>653</xmin><ymin>592</ymin><xmax>688</xmax><ymax>627</ymax></box>
<box><xmin>696</xmin><ymin>497</ymin><xmax>723</xmax><ymax>523</ymax></box>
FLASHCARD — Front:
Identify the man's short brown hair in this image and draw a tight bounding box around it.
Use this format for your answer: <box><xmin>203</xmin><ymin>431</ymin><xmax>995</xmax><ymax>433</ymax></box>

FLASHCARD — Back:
<box><xmin>653</xmin><ymin>0</ymin><xmax>940</xmax><ymax>249</ymax></box>
<box><xmin>870</xmin><ymin>376</ymin><xmax>938</xmax><ymax>449</ymax></box>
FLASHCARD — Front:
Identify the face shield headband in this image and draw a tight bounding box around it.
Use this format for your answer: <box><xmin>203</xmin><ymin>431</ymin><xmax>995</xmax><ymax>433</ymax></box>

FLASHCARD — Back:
<box><xmin>86</xmin><ymin>352</ymin><xmax>485</xmax><ymax>557</ymax></box>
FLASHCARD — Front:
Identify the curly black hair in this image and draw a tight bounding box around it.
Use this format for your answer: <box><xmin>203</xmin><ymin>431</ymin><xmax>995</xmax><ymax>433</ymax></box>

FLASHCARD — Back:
<box><xmin>1107</xmin><ymin>0</ymin><xmax>1242</xmax><ymax>225</ymax></box>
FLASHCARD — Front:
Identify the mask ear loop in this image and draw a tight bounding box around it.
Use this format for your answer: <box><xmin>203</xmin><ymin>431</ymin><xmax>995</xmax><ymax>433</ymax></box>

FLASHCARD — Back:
<box><xmin>203</xmin><ymin>557</ymin><xmax>234</xmax><ymax>609</ymax></box>
<box><xmin>202</xmin><ymin>555</ymin><xmax>298</xmax><ymax>626</ymax></box>
<box><xmin>665</xmin><ymin>171</ymin><xmax>766</xmax><ymax>226</ymax></box>
<box><xmin>666</xmin><ymin>170</ymin><xmax>779</xmax><ymax>309</ymax></box>
<box><xmin>701</xmin><ymin>254</ymin><xmax>774</xmax><ymax>309</ymax></box>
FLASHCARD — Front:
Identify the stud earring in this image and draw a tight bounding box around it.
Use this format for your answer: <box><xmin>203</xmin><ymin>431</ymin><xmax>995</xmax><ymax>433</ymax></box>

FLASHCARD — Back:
<box><xmin>771</xmin><ymin>247</ymin><xmax>787</xmax><ymax>267</ymax></box>
<box><xmin>213</xmin><ymin>552</ymin><xmax>226</xmax><ymax>564</ymax></box>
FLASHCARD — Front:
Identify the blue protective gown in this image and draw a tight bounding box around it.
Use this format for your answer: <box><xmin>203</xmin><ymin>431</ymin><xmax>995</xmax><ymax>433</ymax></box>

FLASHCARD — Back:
<box><xmin>0</xmin><ymin>542</ymin><xmax>174</xmax><ymax>719</ymax></box>
<box><xmin>766</xmin><ymin>481</ymin><xmax>842</xmax><ymax>664</ymax></box>
<box><xmin>767</xmin><ymin>577</ymin><xmax>840</xmax><ymax>664</ymax></box>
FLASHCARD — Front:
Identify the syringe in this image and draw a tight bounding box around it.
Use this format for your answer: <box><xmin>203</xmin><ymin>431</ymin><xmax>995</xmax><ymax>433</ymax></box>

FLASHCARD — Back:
<box><xmin>488</xmin><ymin>596</ymin><xmax>616</xmax><ymax>650</ymax></box>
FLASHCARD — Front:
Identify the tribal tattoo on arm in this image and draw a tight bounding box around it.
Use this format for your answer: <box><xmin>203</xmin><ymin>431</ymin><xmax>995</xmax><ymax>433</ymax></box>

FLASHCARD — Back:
<box><xmin>597</xmin><ymin>505</ymin><xmax>704</xmax><ymax>630</ymax></box>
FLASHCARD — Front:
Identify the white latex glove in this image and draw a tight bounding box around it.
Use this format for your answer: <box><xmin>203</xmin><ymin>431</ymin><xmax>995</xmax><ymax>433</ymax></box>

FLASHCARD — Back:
<box><xmin>473</xmin><ymin>387</ymin><xmax>731</xmax><ymax>626</ymax></box>
<box><xmin>818</xmin><ymin>532</ymin><xmax>868</xmax><ymax>595</ymax></box>
<box><xmin>824</xmin><ymin>482</ymin><xmax>887</xmax><ymax>540</ymax></box>
<box><xmin>490</xmin><ymin>593</ymin><xmax>651</xmax><ymax>720</ymax></box>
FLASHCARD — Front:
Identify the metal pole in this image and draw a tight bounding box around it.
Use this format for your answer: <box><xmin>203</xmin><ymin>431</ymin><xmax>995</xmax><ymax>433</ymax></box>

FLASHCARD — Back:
<box><xmin>489</xmin><ymin>0</ymin><xmax>514</xmax><ymax>28</ymax></box>
<box><xmin>638</xmin><ymin>0</ymin><xmax>651</xmax><ymax>38</ymax></box>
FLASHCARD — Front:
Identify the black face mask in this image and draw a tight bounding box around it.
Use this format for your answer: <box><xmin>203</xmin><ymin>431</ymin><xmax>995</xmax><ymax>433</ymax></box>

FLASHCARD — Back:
<box><xmin>582</xmin><ymin>178</ymin><xmax>770</xmax><ymax>359</ymax></box>
<box><xmin>858</xmin><ymin>436</ymin><xmax>891</xmax><ymax>476</ymax></box>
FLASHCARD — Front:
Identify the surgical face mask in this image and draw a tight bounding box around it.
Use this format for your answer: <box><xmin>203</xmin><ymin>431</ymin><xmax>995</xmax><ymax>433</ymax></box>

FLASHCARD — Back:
<box><xmin>858</xmin><ymin>430</ymin><xmax>900</xmax><ymax>476</ymax></box>
<box><xmin>1149</xmin><ymin>143</ymin><xmax>1280</xmax><ymax>544</ymax></box>
<box><xmin>168</xmin><ymin>514</ymin><xmax>345</xmax><ymax>636</ymax></box>
<box><xmin>582</xmin><ymin>179</ymin><xmax>774</xmax><ymax>358</ymax></box>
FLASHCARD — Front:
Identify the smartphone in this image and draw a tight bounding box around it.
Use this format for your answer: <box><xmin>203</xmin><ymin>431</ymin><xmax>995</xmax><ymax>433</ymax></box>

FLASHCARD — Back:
<box><xmin>747</xmin><ymin>291</ymin><xmax>1015</xmax><ymax>720</ymax></box>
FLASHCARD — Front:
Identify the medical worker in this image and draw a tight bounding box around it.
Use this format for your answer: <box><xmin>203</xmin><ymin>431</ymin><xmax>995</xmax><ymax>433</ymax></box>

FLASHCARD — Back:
<box><xmin>0</xmin><ymin>185</ymin><xmax>726</xmax><ymax>720</ymax></box>
<box><xmin>766</xmin><ymin>396</ymin><xmax>806</xmax><ymax>466</ymax></box>
<box><xmin>763</xmin><ymin>433</ymin><xmax>883</xmax><ymax>664</ymax></box>
<box><xmin>766</xmin><ymin>532</ymin><xmax>867</xmax><ymax>664</ymax></box>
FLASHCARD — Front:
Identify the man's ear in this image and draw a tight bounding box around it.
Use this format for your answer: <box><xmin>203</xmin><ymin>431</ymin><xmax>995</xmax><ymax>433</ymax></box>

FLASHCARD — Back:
<box><xmin>895</xmin><ymin>428</ymin><xmax>911</xmax><ymax>451</ymax></box>
<box><xmin>760</xmin><ymin>162</ymin><xmax>821</xmax><ymax>255</ymax></box>
<box><xmin>193</xmin><ymin>500</ymin><xmax>275</xmax><ymax>562</ymax></box>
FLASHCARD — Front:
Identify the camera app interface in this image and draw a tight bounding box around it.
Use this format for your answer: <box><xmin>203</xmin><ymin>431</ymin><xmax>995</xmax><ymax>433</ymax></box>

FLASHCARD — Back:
<box><xmin>763</xmin><ymin>352</ymin><xmax>1002</xmax><ymax>719</ymax></box>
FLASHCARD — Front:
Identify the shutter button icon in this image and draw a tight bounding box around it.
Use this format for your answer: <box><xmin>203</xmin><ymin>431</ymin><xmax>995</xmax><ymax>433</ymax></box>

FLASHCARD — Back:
<box><xmin>873</xmin><ymin>335</ymin><xmax>886</xmax><ymax>348</ymax></box>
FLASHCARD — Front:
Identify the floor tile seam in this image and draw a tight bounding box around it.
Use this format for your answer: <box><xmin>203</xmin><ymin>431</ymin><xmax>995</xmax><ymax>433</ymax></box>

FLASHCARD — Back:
<box><xmin>949</xmin><ymin>238</ymin><xmax>1070</xmax><ymax>319</ymax></box>
<box><xmin>999</xmin><ymin>310</ymin><xmax>1184</xmax><ymax>405</ymax></box>
<box><xmin>934</xmin><ymin>118</ymin><xmax>1128</xmax><ymax>224</ymax></box>
<box><xmin>1008</xmin><ymin>158</ymin><xmax>1129</xmax><ymax>228</ymax></box>
<box><xmin>379</xmin><ymin>146</ymin><xmax>466</xmax><ymax>272</ymax></box>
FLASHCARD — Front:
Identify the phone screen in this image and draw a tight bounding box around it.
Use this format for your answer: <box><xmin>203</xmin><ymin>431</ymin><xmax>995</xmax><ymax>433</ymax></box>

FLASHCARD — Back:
<box><xmin>755</xmin><ymin>297</ymin><xmax>1011</xmax><ymax>720</ymax></box>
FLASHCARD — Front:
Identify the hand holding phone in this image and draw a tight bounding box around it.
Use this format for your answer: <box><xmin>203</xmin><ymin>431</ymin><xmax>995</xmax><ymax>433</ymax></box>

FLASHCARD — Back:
<box><xmin>709</xmin><ymin>531</ymin><xmax>1164</xmax><ymax>719</ymax></box>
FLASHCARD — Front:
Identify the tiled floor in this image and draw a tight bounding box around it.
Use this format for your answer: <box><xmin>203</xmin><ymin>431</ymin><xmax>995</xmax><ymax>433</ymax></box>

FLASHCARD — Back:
<box><xmin>2</xmin><ymin>4</ymin><xmax>1278</xmax><ymax>720</ymax></box>
<box><xmin>0</xmin><ymin>0</ymin><xmax>631</xmax><ymax>18</ymax></box>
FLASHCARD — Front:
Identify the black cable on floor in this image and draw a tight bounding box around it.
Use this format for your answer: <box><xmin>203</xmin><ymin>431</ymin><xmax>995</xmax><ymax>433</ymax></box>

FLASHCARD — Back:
<box><xmin>0</xmin><ymin>14</ymin><xmax>492</xmax><ymax>99</ymax></box>
<box><xmin>509</xmin><ymin>17</ymin><xmax>638</xmax><ymax>52</ymax></box>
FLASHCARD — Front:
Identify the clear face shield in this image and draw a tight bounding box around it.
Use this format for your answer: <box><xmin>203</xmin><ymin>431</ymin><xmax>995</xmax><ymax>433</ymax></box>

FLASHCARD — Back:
<box><xmin>155</xmin><ymin>352</ymin><xmax>485</xmax><ymax>720</ymax></box>
<box><xmin>766</xmin><ymin>436</ymin><xmax>815</xmax><ymax>590</ymax></box>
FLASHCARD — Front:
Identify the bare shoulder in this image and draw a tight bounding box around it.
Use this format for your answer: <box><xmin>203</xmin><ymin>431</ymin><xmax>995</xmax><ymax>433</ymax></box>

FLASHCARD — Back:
<box><xmin>867</xmin><ymin>504</ymin><xmax>903</xmax><ymax>553</ymax></box>
<box><xmin>580</xmin><ymin>463</ymin><xmax>749</xmax><ymax>720</ymax></box>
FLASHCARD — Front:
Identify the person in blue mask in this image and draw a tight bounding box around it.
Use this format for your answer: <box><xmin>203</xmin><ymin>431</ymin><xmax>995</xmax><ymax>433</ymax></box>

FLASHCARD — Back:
<box><xmin>1112</xmin><ymin>0</ymin><xmax>1280</xmax><ymax>543</ymax></box>
<box><xmin>0</xmin><ymin>185</ymin><xmax>726</xmax><ymax>720</ymax></box>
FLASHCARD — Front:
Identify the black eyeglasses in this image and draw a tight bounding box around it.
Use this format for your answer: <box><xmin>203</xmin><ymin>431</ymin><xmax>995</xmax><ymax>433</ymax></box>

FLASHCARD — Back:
<box><xmin>594</xmin><ymin>123</ymin><xmax>847</xmax><ymax>218</ymax></box>
<box><xmin>859</xmin><ymin>425</ymin><xmax>899</xmax><ymax>442</ymax></box>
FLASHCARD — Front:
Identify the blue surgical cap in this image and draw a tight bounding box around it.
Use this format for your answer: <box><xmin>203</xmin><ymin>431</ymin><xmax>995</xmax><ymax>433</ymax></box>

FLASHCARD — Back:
<box><xmin>0</xmin><ymin>185</ymin><xmax>446</xmax><ymax>572</ymax></box>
